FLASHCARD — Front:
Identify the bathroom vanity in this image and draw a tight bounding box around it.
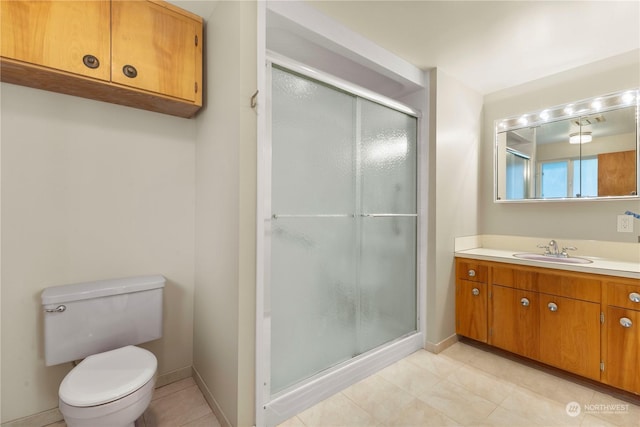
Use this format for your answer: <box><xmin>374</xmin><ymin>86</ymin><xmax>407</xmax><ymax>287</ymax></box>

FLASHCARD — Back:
<box><xmin>455</xmin><ymin>250</ymin><xmax>640</xmax><ymax>395</ymax></box>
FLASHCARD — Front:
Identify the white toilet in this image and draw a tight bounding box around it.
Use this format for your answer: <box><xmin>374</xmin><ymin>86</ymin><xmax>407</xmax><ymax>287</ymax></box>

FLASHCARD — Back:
<box><xmin>41</xmin><ymin>275</ymin><xmax>165</xmax><ymax>427</ymax></box>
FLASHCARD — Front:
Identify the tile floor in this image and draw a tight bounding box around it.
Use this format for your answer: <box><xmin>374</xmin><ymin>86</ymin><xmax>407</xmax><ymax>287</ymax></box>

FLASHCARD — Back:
<box><xmin>45</xmin><ymin>377</ymin><xmax>221</xmax><ymax>427</ymax></box>
<box><xmin>46</xmin><ymin>340</ymin><xmax>640</xmax><ymax>427</ymax></box>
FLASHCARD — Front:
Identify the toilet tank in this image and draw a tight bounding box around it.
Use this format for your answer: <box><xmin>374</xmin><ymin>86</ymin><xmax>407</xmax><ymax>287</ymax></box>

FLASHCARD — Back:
<box><xmin>41</xmin><ymin>275</ymin><xmax>165</xmax><ymax>366</ymax></box>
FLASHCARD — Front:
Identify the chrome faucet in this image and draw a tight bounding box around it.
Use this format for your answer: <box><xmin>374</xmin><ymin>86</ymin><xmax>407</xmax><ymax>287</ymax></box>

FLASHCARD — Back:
<box><xmin>537</xmin><ymin>240</ymin><xmax>577</xmax><ymax>258</ymax></box>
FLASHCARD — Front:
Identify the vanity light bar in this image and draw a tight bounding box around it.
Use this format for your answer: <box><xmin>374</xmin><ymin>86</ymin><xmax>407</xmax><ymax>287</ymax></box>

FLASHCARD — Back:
<box><xmin>497</xmin><ymin>88</ymin><xmax>639</xmax><ymax>132</ymax></box>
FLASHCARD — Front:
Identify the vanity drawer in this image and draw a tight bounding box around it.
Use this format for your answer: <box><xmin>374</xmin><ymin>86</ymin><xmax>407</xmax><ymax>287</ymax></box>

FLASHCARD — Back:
<box><xmin>607</xmin><ymin>280</ymin><xmax>640</xmax><ymax>310</ymax></box>
<box><xmin>492</xmin><ymin>265</ymin><xmax>536</xmax><ymax>290</ymax></box>
<box><xmin>537</xmin><ymin>272</ymin><xmax>601</xmax><ymax>303</ymax></box>
<box><xmin>456</xmin><ymin>260</ymin><xmax>488</xmax><ymax>283</ymax></box>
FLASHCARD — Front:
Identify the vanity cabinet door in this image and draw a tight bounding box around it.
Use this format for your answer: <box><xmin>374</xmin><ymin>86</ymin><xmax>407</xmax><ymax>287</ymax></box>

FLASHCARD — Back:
<box><xmin>1</xmin><ymin>0</ymin><xmax>111</xmax><ymax>81</ymax></box>
<box><xmin>605</xmin><ymin>306</ymin><xmax>640</xmax><ymax>394</ymax></box>
<box><xmin>455</xmin><ymin>279</ymin><xmax>487</xmax><ymax>342</ymax></box>
<box><xmin>490</xmin><ymin>285</ymin><xmax>539</xmax><ymax>359</ymax></box>
<box><xmin>539</xmin><ymin>294</ymin><xmax>601</xmax><ymax>380</ymax></box>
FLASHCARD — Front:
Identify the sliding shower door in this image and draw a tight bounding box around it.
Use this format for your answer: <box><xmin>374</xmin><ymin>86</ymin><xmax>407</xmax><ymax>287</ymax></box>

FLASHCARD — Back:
<box><xmin>269</xmin><ymin>65</ymin><xmax>417</xmax><ymax>395</ymax></box>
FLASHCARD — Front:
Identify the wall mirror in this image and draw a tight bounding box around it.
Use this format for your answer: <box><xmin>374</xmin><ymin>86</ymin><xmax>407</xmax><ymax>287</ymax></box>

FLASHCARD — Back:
<box><xmin>494</xmin><ymin>89</ymin><xmax>639</xmax><ymax>202</ymax></box>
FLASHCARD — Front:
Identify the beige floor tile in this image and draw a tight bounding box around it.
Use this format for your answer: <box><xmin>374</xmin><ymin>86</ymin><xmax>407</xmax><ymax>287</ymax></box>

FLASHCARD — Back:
<box><xmin>144</xmin><ymin>384</ymin><xmax>213</xmax><ymax>427</ymax></box>
<box><xmin>580</xmin><ymin>414</ymin><xmax>620</xmax><ymax>427</ymax></box>
<box><xmin>181</xmin><ymin>412</ymin><xmax>222</xmax><ymax>427</ymax></box>
<box><xmin>415</xmin><ymin>379</ymin><xmax>497</xmax><ymax>426</ymax></box>
<box><xmin>586</xmin><ymin>391</ymin><xmax>640</xmax><ymax>427</ymax></box>
<box><xmin>43</xmin><ymin>423</ymin><xmax>66</xmax><ymax>427</ymax></box>
<box><xmin>439</xmin><ymin>341</ymin><xmax>488</xmax><ymax>364</ymax></box>
<box><xmin>403</xmin><ymin>348</ymin><xmax>465</xmax><ymax>378</ymax></box>
<box><xmin>296</xmin><ymin>392</ymin><xmax>377</xmax><ymax>427</ymax></box>
<box><xmin>444</xmin><ymin>363</ymin><xmax>515</xmax><ymax>405</ymax></box>
<box><xmin>276</xmin><ymin>415</ymin><xmax>308</xmax><ymax>427</ymax></box>
<box><xmin>152</xmin><ymin>377</ymin><xmax>197</xmax><ymax>401</ymax></box>
<box><xmin>342</xmin><ymin>374</ymin><xmax>415</xmax><ymax>423</ymax></box>
<box><xmin>384</xmin><ymin>398</ymin><xmax>459</xmax><ymax>426</ymax></box>
<box><xmin>377</xmin><ymin>359</ymin><xmax>443</xmax><ymax>397</ymax></box>
<box><xmin>498</xmin><ymin>386</ymin><xmax>585</xmax><ymax>426</ymax></box>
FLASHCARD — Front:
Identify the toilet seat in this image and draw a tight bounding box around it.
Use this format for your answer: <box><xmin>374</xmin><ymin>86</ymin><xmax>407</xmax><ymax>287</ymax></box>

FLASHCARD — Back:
<box><xmin>59</xmin><ymin>346</ymin><xmax>157</xmax><ymax>407</ymax></box>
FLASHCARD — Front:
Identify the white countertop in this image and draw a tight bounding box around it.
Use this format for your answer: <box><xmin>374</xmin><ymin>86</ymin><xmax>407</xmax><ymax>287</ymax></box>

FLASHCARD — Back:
<box><xmin>454</xmin><ymin>236</ymin><xmax>640</xmax><ymax>280</ymax></box>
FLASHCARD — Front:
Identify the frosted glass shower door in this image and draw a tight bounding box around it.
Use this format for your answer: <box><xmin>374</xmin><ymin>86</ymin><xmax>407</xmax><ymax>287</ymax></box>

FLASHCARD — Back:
<box><xmin>270</xmin><ymin>66</ymin><xmax>358</xmax><ymax>394</ymax></box>
<box><xmin>269</xmin><ymin>65</ymin><xmax>418</xmax><ymax>395</ymax></box>
<box><xmin>358</xmin><ymin>99</ymin><xmax>417</xmax><ymax>354</ymax></box>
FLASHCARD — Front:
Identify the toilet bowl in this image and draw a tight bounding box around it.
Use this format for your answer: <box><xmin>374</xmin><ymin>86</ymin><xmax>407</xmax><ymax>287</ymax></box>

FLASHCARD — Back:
<box><xmin>41</xmin><ymin>275</ymin><xmax>165</xmax><ymax>427</ymax></box>
<box><xmin>58</xmin><ymin>346</ymin><xmax>157</xmax><ymax>427</ymax></box>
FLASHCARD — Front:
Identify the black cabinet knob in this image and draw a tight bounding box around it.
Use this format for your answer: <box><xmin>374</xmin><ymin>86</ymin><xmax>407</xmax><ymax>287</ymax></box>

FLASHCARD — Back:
<box><xmin>82</xmin><ymin>54</ymin><xmax>100</xmax><ymax>69</ymax></box>
<box><xmin>122</xmin><ymin>65</ymin><xmax>138</xmax><ymax>78</ymax></box>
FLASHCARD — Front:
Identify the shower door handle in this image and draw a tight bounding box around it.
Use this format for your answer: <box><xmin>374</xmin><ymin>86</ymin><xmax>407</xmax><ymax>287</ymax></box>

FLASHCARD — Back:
<box><xmin>361</xmin><ymin>213</ymin><xmax>418</xmax><ymax>218</ymax></box>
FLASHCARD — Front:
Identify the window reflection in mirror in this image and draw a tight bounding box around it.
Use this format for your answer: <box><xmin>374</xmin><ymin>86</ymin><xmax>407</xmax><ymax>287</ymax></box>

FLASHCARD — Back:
<box><xmin>495</xmin><ymin>89</ymin><xmax>639</xmax><ymax>202</ymax></box>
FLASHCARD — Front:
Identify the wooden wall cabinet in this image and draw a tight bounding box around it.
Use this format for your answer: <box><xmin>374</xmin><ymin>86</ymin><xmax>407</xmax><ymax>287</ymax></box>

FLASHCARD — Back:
<box><xmin>1</xmin><ymin>0</ymin><xmax>203</xmax><ymax>118</ymax></box>
<box><xmin>455</xmin><ymin>259</ymin><xmax>637</xmax><ymax>391</ymax></box>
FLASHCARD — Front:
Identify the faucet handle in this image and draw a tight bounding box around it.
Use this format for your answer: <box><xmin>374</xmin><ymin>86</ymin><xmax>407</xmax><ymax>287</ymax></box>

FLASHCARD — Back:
<box><xmin>561</xmin><ymin>246</ymin><xmax>577</xmax><ymax>257</ymax></box>
<box><xmin>537</xmin><ymin>243</ymin><xmax>551</xmax><ymax>254</ymax></box>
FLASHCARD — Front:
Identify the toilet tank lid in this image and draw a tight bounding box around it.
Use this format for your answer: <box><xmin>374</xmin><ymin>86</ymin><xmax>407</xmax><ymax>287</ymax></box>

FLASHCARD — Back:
<box><xmin>41</xmin><ymin>275</ymin><xmax>165</xmax><ymax>305</ymax></box>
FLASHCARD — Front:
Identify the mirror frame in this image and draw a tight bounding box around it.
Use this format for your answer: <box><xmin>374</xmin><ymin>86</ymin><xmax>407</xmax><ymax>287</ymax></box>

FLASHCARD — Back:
<box><xmin>494</xmin><ymin>88</ymin><xmax>640</xmax><ymax>203</ymax></box>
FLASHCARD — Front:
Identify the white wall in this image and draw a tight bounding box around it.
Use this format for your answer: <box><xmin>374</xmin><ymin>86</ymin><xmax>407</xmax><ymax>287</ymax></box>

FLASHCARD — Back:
<box><xmin>0</xmin><ymin>85</ymin><xmax>196</xmax><ymax>423</ymax></box>
<box><xmin>193</xmin><ymin>1</ymin><xmax>257</xmax><ymax>426</ymax></box>
<box><xmin>481</xmin><ymin>50</ymin><xmax>640</xmax><ymax>243</ymax></box>
<box><xmin>425</xmin><ymin>70</ymin><xmax>484</xmax><ymax>346</ymax></box>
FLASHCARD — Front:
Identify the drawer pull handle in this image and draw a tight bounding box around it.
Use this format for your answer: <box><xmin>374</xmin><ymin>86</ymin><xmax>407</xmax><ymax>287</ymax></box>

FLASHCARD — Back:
<box><xmin>123</xmin><ymin>64</ymin><xmax>138</xmax><ymax>78</ymax></box>
<box><xmin>620</xmin><ymin>317</ymin><xmax>633</xmax><ymax>328</ymax></box>
<box><xmin>520</xmin><ymin>297</ymin><xmax>530</xmax><ymax>307</ymax></box>
<box><xmin>468</xmin><ymin>269</ymin><xmax>476</xmax><ymax>277</ymax></box>
<box><xmin>548</xmin><ymin>302</ymin><xmax>558</xmax><ymax>312</ymax></box>
<box><xmin>472</xmin><ymin>288</ymin><xmax>480</xmax><ymax>296</ymax></box>
<box><xmin>629</xmin><ymin>292</ymin><xmax>640</xmax><ymax>303</ymax></box>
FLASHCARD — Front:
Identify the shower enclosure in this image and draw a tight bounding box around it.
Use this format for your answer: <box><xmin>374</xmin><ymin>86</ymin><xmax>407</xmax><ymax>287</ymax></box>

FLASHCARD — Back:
<box><xmin>262</xmin><ymin>61</ymin><xmax>421</xmax><ymax>423</ymax></box>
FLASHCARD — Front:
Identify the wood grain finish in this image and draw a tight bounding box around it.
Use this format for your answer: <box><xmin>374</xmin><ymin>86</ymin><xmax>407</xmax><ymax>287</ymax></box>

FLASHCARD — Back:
<box><xmin>490</xmin><ymin>285</ymin><xmax>540</xmax><ymax>360</ymax></box>
<box><xmin>455</xmin><ymin>261</ymin><xmax>488</xmax><ymax>283</ymax></box>
<box><xmin>604</xmin><ymin>306</ymin><xmax>640</xmax><ymax>393</ymax></box>
<box><xmin>598</xmin><ymin>150</ymin><xmax>637</xmax><ymax>196</ymax></box>
<box><xmin>0</xmin><ymin>0</ymin><xmax>203</xmax><ymax>118</ymax></box>
<box><xmin>1</xmin><ymin>0</ymin><xmax>111</xmax><ymax>81</ymax></box>
<box><xmin>455</xmin><ymin>280</ymin><xmax>487</xmax><ymax>342</ymax></box>
<box><xmin>607</xmin><ymin>280</ymin><xmax>640</xmax><ymax>311</ymax></box>
<box><xmin>539</xmin><ymin>294</ymin><xmax>601</xmax><ymax>380</ymax></box>
<box><xmin>111</xmin><ymin>0</ymin><xmax>199</xmax><ymax>102</ymax></box>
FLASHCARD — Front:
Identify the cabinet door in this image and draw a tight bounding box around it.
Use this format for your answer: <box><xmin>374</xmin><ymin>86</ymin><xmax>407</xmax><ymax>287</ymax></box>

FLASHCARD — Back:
<box><xmin>539</xmin><ymin>294</ymin><xmax>600</xmax><ymax>380</ymax></box>
<box><xmin>605</xmin><ymin>306</ymin><xmax>640</xmax><ymax>393</ymax></box>
<box><xmin>456</xmin><ymin>280</ymin><xmax>487</xmax><ymax>342</ymax></box>
<box><xmin>1</xmin><ymin>0</ymin><xmax>110</xmax><ymax>81</ymax></box>
<box><xmin>111</xmin><ymin>0</ymin><xmax>199</xmax><ymax>102</ymax></box>
<box><xmin>490</xmin><ymin>285</ymin><xmax>539</xmax><ymax>359</ymax></box>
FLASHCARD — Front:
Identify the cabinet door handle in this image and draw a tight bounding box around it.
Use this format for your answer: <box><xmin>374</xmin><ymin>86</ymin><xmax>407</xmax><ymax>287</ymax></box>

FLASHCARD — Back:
<box><xmin>547</xmin><ymin>302</ymin><xmax>558</xmax><ymax>312</ymax></box>
<box><xmin>629</xmin><ymin>292</ymin><xmax>640</xmax><ymax>303</ymax></box>
<box><xmin>619</xmin><ymin>317</ymin><xmax>633</xmax><ymax>328</ymax></box>
<box><xmin>122</xmin><ymin>65</ymin><xmax>138</xmax><ymax>78</ymax></box>
<box><xmin>468</xmin><ymin>269</ymin><xmax>476</xmax><ymax>277</ymax></box>
<box><xmin>520</xmin><ymin>297</ymin><xmax>530</xmax><ymax>307</ymax></box>
<box><xmin>472</xmin><ymin>288</ymin><xmax>480</xmax><ymax>296</ymax></box>
<box><xmin>82</xmin><ymin>54</ymin><xmax>100</xmax><ymax>69</ymax></box>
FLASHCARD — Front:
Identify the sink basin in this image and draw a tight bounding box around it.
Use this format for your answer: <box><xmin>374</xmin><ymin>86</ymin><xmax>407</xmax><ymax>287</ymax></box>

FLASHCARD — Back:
<box><xmin>513</xmin><ymin>253</ymin><xmax>593</xmax><ymax>264</ymax></box>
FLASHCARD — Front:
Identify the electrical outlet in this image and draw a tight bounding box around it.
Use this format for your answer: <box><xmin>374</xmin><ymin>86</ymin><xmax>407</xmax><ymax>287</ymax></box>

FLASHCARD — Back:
<box><xmin>617</xmin><ymin>215</ymin><xmax>634</xmax><ymax>233</ymax></box>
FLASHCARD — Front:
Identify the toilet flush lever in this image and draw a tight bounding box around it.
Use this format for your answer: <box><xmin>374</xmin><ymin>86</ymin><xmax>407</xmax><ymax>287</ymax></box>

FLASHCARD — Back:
<box><xmin>44</xmin><ymin>305</ymin><xmax>66</xmax><ymax>313</ymax></box>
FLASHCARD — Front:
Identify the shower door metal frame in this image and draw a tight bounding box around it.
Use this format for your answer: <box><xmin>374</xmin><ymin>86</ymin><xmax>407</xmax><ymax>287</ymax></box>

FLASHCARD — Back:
<box><xmin>256</xmin><ymin>52</ymin><xmax>427</xmax><ymax>427</ymax></box>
